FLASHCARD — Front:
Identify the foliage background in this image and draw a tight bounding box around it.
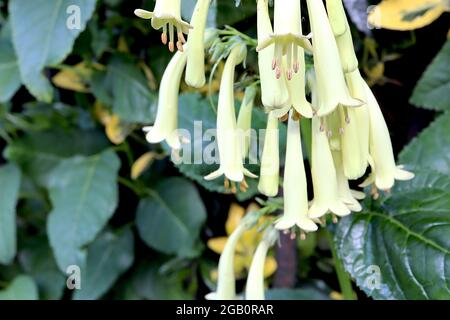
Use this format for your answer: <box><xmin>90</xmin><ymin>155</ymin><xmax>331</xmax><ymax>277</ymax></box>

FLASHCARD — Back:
<box><xmin>0</xmin><ymin>0</ymin><xmax>449</xmax><ymax>300</ymax></box>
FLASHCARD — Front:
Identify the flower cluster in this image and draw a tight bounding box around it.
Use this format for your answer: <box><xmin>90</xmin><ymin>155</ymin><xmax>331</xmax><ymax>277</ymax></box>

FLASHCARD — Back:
<box><xmin>136</xmin><ymin>0</ymin><xmax>414</xmax><ymax>300</ymax></box>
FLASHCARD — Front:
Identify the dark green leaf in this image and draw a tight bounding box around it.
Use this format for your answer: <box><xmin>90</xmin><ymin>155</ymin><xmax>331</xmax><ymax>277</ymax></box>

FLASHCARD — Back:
<box><xmin>0</xmin><ymin>40</ymin><xmax>21</xmax><ymax>102</ymax></box>
<box><xmin>91</xmin><ymin>54</ymin><xmax>157</xmax><ymax>123</ymax></box>
<box><xmin>47</xmin><ymin>150</ymin><xmax>120</xmax><ymax>272</ymax></box>
<box><xmin>410</xmin><ymin>39</ymin><xmax>450</xmax><ymax>111</ymax></box>
<box><xmin>136</xmin><ymin>177</ymin><xmax>206</xmax><ymax>257</ymax></box>
<box><xmin>18</xmin><ymin>236</ymin><xmax>66</xmax><ymax>300</ymax></box>
<box><xmin>0</xmin><ymin>275</ymin><xmax>38</xmax><ymax>300</ymax></box>
<box><xmin>4</xmin><ymin>129</ymin><xmax>109</xmax><ymax>186</ymax></box>
<box><xmin>0</xmin><ymin>163</ymin><xmax>21</xmax><ymax>265</ymax></box>
<box><xmin>9</xmin><ymin>0</ymin><xmax>96</xmax><ymax>102</ymax></box>
<box><xmin>73</xmin><ymin>228</ymin><xmax>134</xmax><ymax>300</ymax></box>
<box><xmin>399</xmin><ymin>112</ymin><xmax>450</xmax><ymax>174</ymax></box>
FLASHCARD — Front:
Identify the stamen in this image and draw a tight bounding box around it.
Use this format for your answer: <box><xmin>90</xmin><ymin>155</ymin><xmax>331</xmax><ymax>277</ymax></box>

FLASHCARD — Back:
<box><xmin>177</xmin><ymin>29</ymin><xmax>186</xmax><ymax>44</ymax></box>
<box><xmin>239</xmin><ymin>180</ymin><xmax>248</xmax><ymax>192</ymax></box>
<box><xmin>332</xmin><ymin>215</ymin><xmax>338</xmax><ymax>224</ymax></box>
<box><xmin>230</xmin><ymin>181</ymin><xmax>237</xmax><ymax>194</ymax></box>
<box><xmin>279</xmin><ymin>113</ymin><xmax>289</xmax><ymax>122</ymax></box>
<box><xmin>287</xmin><ymin>69</ymin><xmax>293</xmax><ymax>80</ymax></box>
<box><xmin>300</xmin><ymin>231</ymin><xmax>306</xmax><ymax>241</ymax></box>
<box><xmin>371</xmin><ymin>185</ymin><xmax>379</xmax><ymax>200</ymax></box>
<box><xmin>320</xmin><ymin>118</ymin><xmax>325</xmax><ymax>132</ymax></box>
<box><xmin>176</xmin><ymin>41</ymin><xmax>183</xmax><ymax>52</ymax></box>
<box><xmin>293</xmin><ymin>45</ymin><xmax>299</xmax><ymax>73</ymax></box>
<box><xmin>286</xmin><ymin>43</ymin><xmax>293</xmax><ymax>80</ymax></box>
<box><xmin>161</xmin><ymin>25</ymin><xmax>168</xmax><ymax>45</ymax></box>
<box><xmin>290</xmin><ymin>230</ymin><xmax>297</xmax><ymax>240</ymax></box>
<box><xmin>224</xmin><ymin>178</ymin><xmax>230</xmax><ymax>190</ymax></box>
<box><xmin>275</xmin><ymin>67</ymin><xmax>281</xmax><ymax>79</ymax></box>
<box><xmin>292</xmin><ymin>110</ymin><xmax>301</xmax><ymax>121</ymax></box>
<box><xmin>327</xmin><ymin>130</ymin><xmax>333</xmax><ymax>138</ymax></box>
<box><xmin>339</xmin><ymin>127</ymin><xmax>344</xmax><ymax>135</ymax></box>
<box><xmin>168</xmin><ymin>24</ymin><xmax>175</xmax><ymax>52</ymax></box>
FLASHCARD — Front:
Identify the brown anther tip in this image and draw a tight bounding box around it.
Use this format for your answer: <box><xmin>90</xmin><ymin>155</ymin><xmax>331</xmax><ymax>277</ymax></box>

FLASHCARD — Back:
<box><xmin>287</xmin><ymin>70</ymin><xmax>293</xmax><ymax>80</ymax></box>
<box><xmin>271</xmin><ymin>59</ymin><xmax>277</xmax><ymax>70</ymax></box>
<box><xmin>293</xmin><ymin>62</ymin><xmax>299</xmax><ymax>73</ymax></box>
<box><xmin>292</xmin><ymin>111</ymin><xmax>301</xmax><ymax>121</ymax></box>
<box><xmin>300</xmin><ymin>232</ymin><xmax>306</xmax><ymax>241</ymax></box>
<box><xmin>279</xmin><ymin>114</ymin><xmax>289</xmax><ymax>122</ymax></box>
<box><xmin>275</xmin><ymin>67</ymin><xmax>281</xmax><ymax>79</ymax></box>
<box><xmin>176</xmin><ymin>41</ymin><xmax>183</xmax><ymax>52</ymax></box>
<box><xmin>239</xmin><ymin>182</ymin><xmax>247</xmax><ymax>193</ymax></box>
<box><xmin>168</xmin><ymin>42</ymin><xmax>175</xmax><ymax>52</ymax></box>
<box><xmin>161</xmin><ymin>33</ymin><xmax>168</xmax><ymax>45</ymax></box>
<box><xmin>178</xmin><ymin>31</ymin><xmax>186</xmax><ymax>44</ymax></box>
<box><xmin>290</xmin><ymin>232</ymin><xmax>297</xmax><ymax>240</ymax></box>
<box><xmin>224</xmin><ymin>178</ymin><xmax>230</xmax><ymax>190</ymax></box>
<box><xmin>230</xmin><ymin>182</ymin><xmax>237</xmax><ymax>194</ymax></box>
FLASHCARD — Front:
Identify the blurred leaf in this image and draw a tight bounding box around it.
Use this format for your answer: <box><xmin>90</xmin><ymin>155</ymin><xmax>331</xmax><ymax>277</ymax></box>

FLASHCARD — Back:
<box><xmin>18</xmin><ymin>236</ymin><xmax>66</xmax><ymax>300</ymax></box>
<box><xmin>172</xmin><ymin>93</ymin><xmax>286</xmax><ymax>201</ymax></box>
<box><xmin>4</xmin><ymin>129</ymin><xmax>109</xmax><ymax>186</ymax></box>
<box><xmin>343</xmin><ymin>0</ymin><xmax>371</xmax><ymax>35</ymax></box>
<box><xmin>9</xmin><ymin>0</ymin><xmax>96</xmax><ymax>102</ymax></box>
<box><xmin>0</xmin><ymin>163</ymin><xmax>21</xmax><ymax>265</ymax></box>
<box><xmin>399</xmin><ymin>112</ymin><xmax>450</xmax><ymax>174</ymax></box>
<box><xmin>136</xmin><ymin>177</ymin><xmax>206</xmax><ymax>257</ymax></box>
<box><xmin>410</xmin><ymin>39</ymin><xmax>450</xmax><ymax>111</ymax></box>
<box><xmin>131</xmin><ymin>151</ymin><xmax>158</xmax><ymax>180</ymax></box>
<box><xmin>368</xmin><ymin>0</ymin><xmax>448</xmax><ymax>31</ymax></box>
<box><xmin>91</xmin><ymin>54</ymin><xmax>157</xmax><ymax>123</ymax></box>
<box><xmin>47</xmin><ymin>150</ymin><xmax>120</xmax><ymax>272</ymax></box>
<box><xmin>73</xmin><ymin>227</ymin><xmax>134</xmax><ymax>300</ymax></box>
<box><xmin>0</xmin><ymin>39</ymin><xmax>21</xmax><ymax>102</ymax></box>
<box><xmin>127</xmin><ymin>261</ymin><xmax>192</xmax><ymax>300</ymax></box>
<box><xmin>0</xmin><ymin>275</ymin><xmax>38</xmax><ymax>300</ymax></box>
<box><xmin>266</xmin><ymin>288</ymin><xmax>331</xmax><ymax>300</ymax></box>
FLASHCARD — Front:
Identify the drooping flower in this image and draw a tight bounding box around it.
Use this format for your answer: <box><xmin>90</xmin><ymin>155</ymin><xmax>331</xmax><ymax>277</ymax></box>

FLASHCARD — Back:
<box><xmin>134</xmin><ymin>0</ymin><xmax>191</xmax><ymax>52</ymax></box>
<box><xmin>237</xmin><ymin>85</ymin><xmax>257</xmax><ymax>159</ymax></box>
<box><xmin>206</xmin><ymin>211</ymin><xmax>261</xmax><ymax>300</ymax></box>
<box><xmin>332</xmin><ymin>150</ymin><xmax>362</xmax><ymax>212</ymax></box>
<box><xmin>276</xmin><ymin>110</ymin><xmax>318</xmax><ymax>232</ymax></box>
<box><xmin>245</xmin><ymin>228</ymin><xmax>278</xmax><ymax>300</ymax></box>
<box><xmin>257</xmin><ymin>0</ymin><xmax>313</xmax><ymax>80</ymax></box>
<box><xmin>326</xmin><ymin>0</ymin><xmax>359</xmax><ymax>73</ymax></box>
<box><xmin>258</xmin><ymin>112</ymin><xmax>280</xmax><ymax>197</ymax></box>
<box><xmin>284</xmin><ymin>57</ymin><xmax>314</xmax><ymax>118</ymax></box>
<box><xmin>360</xmin><ymin>82</ymin><xmax>414</xmax><ymax>191</ymax></box>
<box><xmin>143</xmin><ymin>49</ymin><xmax>187</xmax><ymax>150</ymax></box>
<box><xmin>205</xmin><ymin>42</ymin><xmax>257</xmax><ymax>183</ymax></box>
<box><xmin>256</xmin><ymin>0</ymin><xmax>289</xmax><ymax>110</ymax></box>
<box><xmin>305</xmin><ymin>0</ymin><xmax>362</xmax><ymax>116</ymax></box>
<box><xmin>185</xmin><ymin>0</ymin><xmax>211</xmax><ymax>88</ymax></box>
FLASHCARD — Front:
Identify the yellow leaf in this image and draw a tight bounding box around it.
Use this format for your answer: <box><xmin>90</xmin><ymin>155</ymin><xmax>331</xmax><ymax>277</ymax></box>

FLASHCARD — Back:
<box><xmin>225</xmin><ymin>203</ymin><xmax>245</xmax><ymax>235</ymax></box>
<box><xmin>52</xmin><ymin>63</ymin><xmax>91</xmax><ymax>93</ymax></box>
<box><xmin>118</xmin><ymin>36</ymin><xmax>130</xmax><ymax>53</ymax></box>
<box><xmin>368</xmin><ymin>0</ymin><xmax>447</xmax><ymax>31</ymax></box>
<box><xmin>234</xmin><ymin>255</ymin><xmax>249</xmax><ymax>278</ymax></box>
<box><xmin>207</xmin><ymin>237</ymin><xmax>228</xmax><ymax>254</ymax></box>
<box><xmin>131</xmin><ymin>152</ymin><xmax>157</xmax><ymax>180</ymax></box>
<box><xmin>263</xmin><ymin>256</ymin><xmax>278</xmax><ymax>278</ymax></box>
<box><xmin>105</xmin><ymin>115</ymin><xmax>133</xmax><ymax>145</ymax></box>
<box><xmin>330</xmin><ymin>291</ymin><xmax>345</xmax><ymax>300</ymax></box>
<box><xmin>139</xmin><ymin>62</ymin><xmax>158</xmax><ymax>91</ymax></box>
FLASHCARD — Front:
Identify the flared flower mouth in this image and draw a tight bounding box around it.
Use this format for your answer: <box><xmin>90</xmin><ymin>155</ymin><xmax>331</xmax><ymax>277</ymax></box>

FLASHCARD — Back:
<box><xmin>134</xmin><ymin>3</ymin><xmax>192</xmax><ymax>52</ymax></box>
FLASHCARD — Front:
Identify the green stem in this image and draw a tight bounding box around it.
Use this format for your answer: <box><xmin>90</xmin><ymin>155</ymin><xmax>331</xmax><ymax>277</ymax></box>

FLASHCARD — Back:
<box><xmin>325</xmin><ymin>229</ymin><xmax>357</xmax><ymax>300</ymax></box>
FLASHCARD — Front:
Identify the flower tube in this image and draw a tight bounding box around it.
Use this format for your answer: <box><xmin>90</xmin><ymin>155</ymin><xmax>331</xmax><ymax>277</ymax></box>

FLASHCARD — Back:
<box><xmin>332</xmin><ymin>150</ymin><xmax>362</xmax><ymax>212</ymax></box>
<box><xmin>257</xmin><ymin>0</ymin><xmax>313</xmax><ymax>79</ymax></box>
<box><xmin>237</xmin><ymin>85</ymin><xmax>257</xmax><ymax>159</ymax></box>
<box><xmin>245</xmin><ymin>228</ymin><xmax>278</xmax><ymax>300</ymax></box>
<box><xmin>276</xmin><ymin>110</ymin><xmax>318</xmax><ymax>232</ymax></box>
<box><xmin>185</xmin><ymin>0</ymin><xmax>211</xmax><ymax>88</ymax></box>
<box><xmin>135</xmin><ymin>0</ymin><xmax>192</xmax><ymax>52</ymax></box>
<box><xmin>305</xmin><ymin>0</ymin><xmax>362</xmax><ymax>116</ymax></box>
<box><xmin>256</xmin><ymin>0</ymin><xmax>290</xmax><ymax>109</ymax></box>
<box><xmin>143</xmin><ymin>49</ymin><xmax>187</xmax><ymax>150</ymax></box>
<box><xmin>206</xmin><ymin>212</ymin><xmax>260</xmax><ymax>300</ymax></box>
<box><xmin>361</xmin><ymin>82</ymin><xmax>414</xmax><ymax>190</ymax></box>
<box><xmin>258</xmin><ymin>112</ymin><xmax>280</xmax><ymax>197</ymax></box>
<box><xmin>205</xmin><ymin>42</ymin><xmax>257</xmax><ymax>183</ymax></box>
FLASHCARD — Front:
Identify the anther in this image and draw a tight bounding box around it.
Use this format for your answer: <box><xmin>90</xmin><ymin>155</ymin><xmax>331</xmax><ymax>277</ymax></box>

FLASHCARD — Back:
<box><xmin>275</xmin><ymin>67</ymin><xmax>281</xmax><ymax>79</ymax></box>
<box><xmin>279</xmin><ymin>113</ymin><xmax>289</xmax><ymax>122</ymax></box>
<box><xmin>300</xmin><ymin>231</ymin><xmax>306</xmax><ymax>241</ymax></box>
<box><xmin>224</xmin><ymin>178</ymin><xmax>230</xmax><ymax>190</ymax></box>
<box><xmin>332</xmin><ymin>215</ymin><xmax>339</xmax><ymax>224</ymax></box>
<box><xmin>230</xmin><ymin>181</ymin><xmax>237</xmax><ymax>194</ymax></box>
<box><xmin>176</xmin><ymin>41</ymin><xmax>183</xmax><ymax>52</ymax></box>
<box><xmin>290</xmin><ymin>231</ymin><xmax>297</xmax><ymax>240</ymax></box>
<box><xmin>339</xmin><ymin>127</ymin><xmax>344</xmax><ymax>135</ymax></box>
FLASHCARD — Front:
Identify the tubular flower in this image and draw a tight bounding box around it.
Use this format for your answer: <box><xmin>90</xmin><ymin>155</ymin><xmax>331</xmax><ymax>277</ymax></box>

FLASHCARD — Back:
<box><xmin>284</xmin><ymin>57</ymin><xmax>314</xmax><ymax>118</ymax></box>
<box><xmin>276</xmin><ymin>110</ymin><xmax>318</xmax><ymax>232</ymax></box>
<box><xmin>309</xmin><ymin>116</ymin><xmax>351</xmax><ymax>219</ymax></box>
<box><xmin>326</xmin><ymin>0</ymin><xmax>359</xmax><ymax>73</ymax></box>
<box><xmin>185</xmin><ymin>0</ymin><xmax>211</xmax><ymax>88</ymax></box>
<box><xmin>237</xmin><ymin>86</ymin><xmax>257</xmax><ymax>159</ymax></box>
<box><xmin>143</xmin><ymin>49</ymin><xmax>187</xmax><ymax>150</ymax></box>
<box><xmin>245</xmin><ymin>228</ymin><xmax>278</xmax><ymax>300</ymax></box>
<box><xmin>206</xmin><ymin>212</ymin><xmax>260</xmax><ymax>300</ymax></box>
<box><xmin>134</xmin><ymin>0</ymin><xmax>191</xmax><ymax>52</ymax></box>
<box><xmin>204</xmin><ymin>43</ymin><xmax>257</xmax><ymax>183</ymax></box>
<box><xmin>305</xmin><ymin>0</ymin><xmax>362</xmax><ymax>116</ymax></box>
<box><xmin>332</xmin><ymin>151</ymin><xmax>362</xmax><ymax>212</ymax></box>
<box><xmin>360</xmin><ymin>82</ymin><xmax>414</xmax><ymax>191</ymax></box>
<box><xmin>257</xmin><ymin>0</ymin><xmax>313</xmax><ymax>80</ymax></box>
<box><xmin>256</xmin><ymin>0</ymin><xmax>289</xmax><ymax>110</ymax></box>
<box><xmin>258</xmin><ymin>112</ymin><xmax>280</xmax><ymax>197</ymax></box>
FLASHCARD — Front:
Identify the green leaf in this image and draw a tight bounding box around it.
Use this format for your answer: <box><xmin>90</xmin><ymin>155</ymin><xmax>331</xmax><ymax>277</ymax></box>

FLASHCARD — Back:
<box><xmin>335</xmin><ymin>169</ymin><xmax>450</xmax><ymax>299</ymax></box>
<box><xmin>47</xmin><ymin>150</ymin><xmax>120</xmax><ymax>272</ymax></box>
<box><xmin>399</xmin><ymin>112</ymin><xmax>450</xmax><ymax>174</ymax></box>
<box><xmin>18</xmin><ymin>236</ymin><xmax>66</xmax><ymax>300</ymax></box>
<box><xmin>127</xmin><ymin>261</ymin><xmax>192</xmax><ymax>300</ymax></box>
<box><xmin>410</xmin><ymin>39</ymin><xmax>450</xmax><ymax>111</ymax></box>
<box><xmin>0</xmin><ymin>275</ymin><xmax>38</xmax><ymax>300</ymax></box>
<box><xmin>172</xmin><ymin>93</ymin><xmax>286</xmax><ymax>201</ymax></box>
<box><xmin>4</xmin><ymin>129</ymin><xmax>109</xmax><ymax>186</ymax></box>
<box><xmin>0</xmin><ymin>39</ymin><xmax>21</xmax><ymax>102</ymax></box>
<box><xmin>136</xmin><ymin>177</ymin><xmax>206</xmax><ymax>257</ymax></box>
<box><xmin>73</xmin><ymin>228</ymin><xmax>134</xmax><ymax>300</ymax></box>
<box><xmin>0</xmin><ymin>163</ymin><xmax>21</xmax><ymax>265</ymax></box>
<box><xmin>91</xmin><ymin>54</ymin><xmax>157</xmax><ymax>123</ymax></box>
<box><xmin>8</xmin><ymin>0</ymin><xmax>96</xmax><ymax>102</ymax></box>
